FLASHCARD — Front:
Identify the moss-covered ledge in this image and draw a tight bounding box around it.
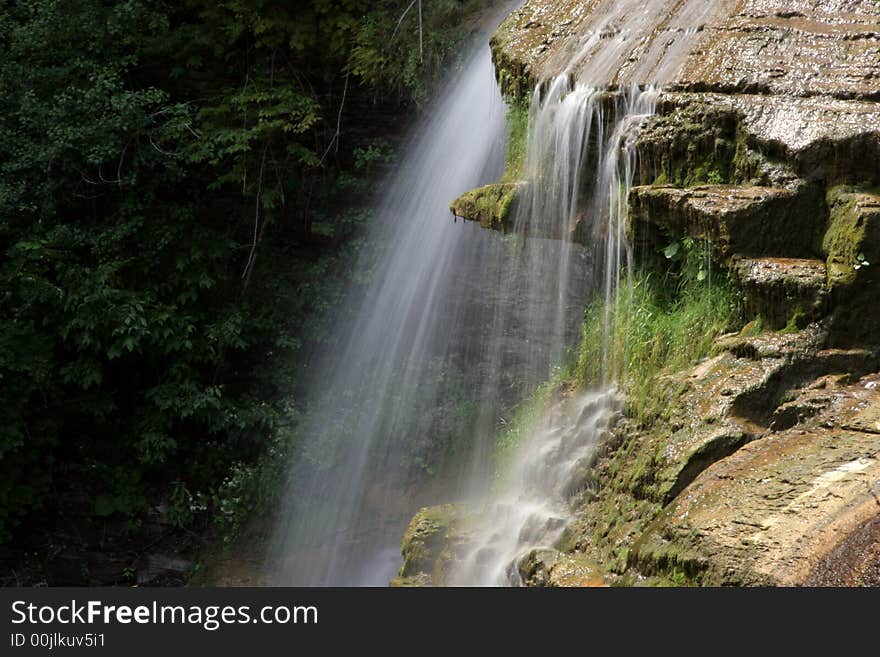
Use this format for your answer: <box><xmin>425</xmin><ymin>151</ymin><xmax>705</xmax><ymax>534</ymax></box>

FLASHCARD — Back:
<box><xmin>450</xmin><ymin>182</ymin><xmax>522</xmax><ymax>230</ymax></box>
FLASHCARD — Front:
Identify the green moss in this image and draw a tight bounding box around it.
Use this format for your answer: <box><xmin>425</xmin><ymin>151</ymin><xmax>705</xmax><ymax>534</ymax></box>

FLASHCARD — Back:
<box><xmin>489</xmin><ymin>8</ymin><xmax>539</xmax><ymax>100</ymax></box>
<box><xmin>779</xmin><ymin>306</ymin><xmax>808</xmax><ymax>334</ymax></box>
<box><xmin>497</xmin><ymin>184</ymin><xmax>516</xmax><ymax>220</ymax></box>
<box><xmin>398</xmin><ymin>504</ymin><xmax>461</xmax><ymax>582</ymax></box>
<box><xmin>502</xmin><ymin>97</ymin><xmax>529</xmax><ymax>183</ymax></box>
<box><xmin>446</xmin><ymin>97</ymin><xmax>527</xmax><ymax>231</ymax></box>
<box><xmin>640</xmin><ymin>103</ymin><xmax>741</xmax><ymax>188</ymax></box>
<box><xmin>652</xmin><ymin>170</ymin><xmax>668</xmax><ymax>186</ymax></box>
<box><xmin>450</xmin><ymin>182</ymin><xmax>519</xmax><ymax>230</ymax></box>
<box><xmin>821</xmin><ymin>186</ymin><xmax>880</xmax><ymax>346</ymax></box>
<box><xmin>738</xmin><ymin>315</ymin><xmax>765</xmax><ymax>338</ymax></box>
<box><xmin>682</xmin><ymin>149</ymin><xmax>733</xmax><ymax>187</ymax></box>
<box><xmin>823</xmin><ymin>186</ymin><xmax>868</xmax><ymax>289</ymax></box>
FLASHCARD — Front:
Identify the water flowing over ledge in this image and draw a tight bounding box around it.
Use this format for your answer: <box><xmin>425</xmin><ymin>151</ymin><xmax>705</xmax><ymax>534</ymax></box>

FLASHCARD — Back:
<box><xmin>448</xmin><ymin>77</ymin><xmax>658</xmax><ymax>585</ymax></box>
<box><xmin>269</xmin><ymin>31</ymin><xmax>596</xmax><ymax>587</ymax></box>
<box><xmin>450</xmin><ymin>388</ymin><xmax>623</xmax><ymax>585</ymax></box>
<box><xmin>268</xmin><ymin>43</ymin><xmax>508</xmax><ymax>586</ymax></box>
<box><xmin>269</xmin><ymin>0</ymin><xmax>880</xmax><ymax>587</ymax></box>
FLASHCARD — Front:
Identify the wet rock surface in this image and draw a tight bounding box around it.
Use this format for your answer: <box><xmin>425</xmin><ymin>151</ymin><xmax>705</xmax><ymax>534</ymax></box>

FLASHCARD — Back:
<box><xmin>493</xmin><ymin>0</ymin><xmax>880</xmax><ymax>99</ymax></box>
<box><xmin>676</xmin><ymin>1</ymin><xmax>880</xmax><ymax>101</ymax></box>
<box><xmin>518</xmin><ymin>548</ymin><xmax>605</xmax><ymax>587</ymax></box>
<box><xmin>805</xmin><ymin>514</ymin><xmax>880</xmax><ymax>586</ymax></box>
<box><xmin>492</xmin><ymin>1</ymin><xmax>880</xmax><ymax>185</ymax></box>
<box><xmin>631</xmin><ymin>373</ymin><xmax>880</xmax><ymax>586</ymax></box>
<box><xmin>732</xmin><ymin>257</ymin><xmax>827</xmax><ymax>329</ymax></box>
<box><xmin>628</xmin><ymin>185</ymin><xmax>818</xmax><ymax>261</ymax></box>
<box><xmin>578</xmin><ymin>324</ymin><xmax>880</xmax><ymax>586</ymax></box>
<box><xmin>399</xmin><ymin>323</ymin><xmax>880</xmax><ymax>586</ymax></box>
<box><xmin>823</xmin><ymin>188</ymin><xmax>880</xmax><ymax>346</ymax></box>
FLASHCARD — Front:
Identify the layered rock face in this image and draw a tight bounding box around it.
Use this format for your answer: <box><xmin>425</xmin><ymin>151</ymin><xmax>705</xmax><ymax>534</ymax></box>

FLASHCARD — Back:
<box><xmin>399</xmin><ymin>0</ymin><xmax>880</xmax><ymax>586</ymax></box>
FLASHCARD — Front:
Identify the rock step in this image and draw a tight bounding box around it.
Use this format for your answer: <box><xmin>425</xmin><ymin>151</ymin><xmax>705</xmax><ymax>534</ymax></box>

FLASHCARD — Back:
<box><xmin>731</xmin><ymin>256</ymin><xmax>827</xmax><ymax>330</ymax></box>
<box><xmin>631</xmin><ymin>378</ymin><xmax>880</xmax><ymax>586</ymax></box>
<box><xmin>628</xmin><ymin>183</ymin><xmax>823</xmax><ymax>261</ymax></box>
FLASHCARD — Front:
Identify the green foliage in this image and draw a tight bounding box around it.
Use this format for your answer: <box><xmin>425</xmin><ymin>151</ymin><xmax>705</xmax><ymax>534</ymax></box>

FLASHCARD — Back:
<box><xmin>706</xmin><ymin>169</ymin><xmax>725</xmax><ymax>185</ymax></box>
<box><xmin>349</xmin><ymin>0</ymin><xmax>490</xmax><ymax>104</ymax></box>
<box><xmin>212</xmin><ymin>418</ymin><xmax>299</xmax><ymax>543</ymax></box>
<box><xmin>0</xmin><ymin>0</ymin><xmax>492</xmax><ymax>546</ymax></box>
<box><xmin>574</xmin><ymin>258</ymin><xmax>743</xmax><ymax>425</ymax></box>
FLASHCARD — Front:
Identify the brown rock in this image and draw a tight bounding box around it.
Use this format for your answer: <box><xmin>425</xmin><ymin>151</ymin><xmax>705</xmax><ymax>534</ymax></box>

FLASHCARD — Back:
<box><xmin>732</xmin><ymin>257</ymin><xmax>828</xmax><ymax>330</ymax></box>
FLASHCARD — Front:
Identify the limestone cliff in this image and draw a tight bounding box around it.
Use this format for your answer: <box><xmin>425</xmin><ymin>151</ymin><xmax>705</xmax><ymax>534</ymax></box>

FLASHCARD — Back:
<box><xmin>399</xmin><ymin>0</ymin><xmax>880</xmax><ymax>586</ymax></box>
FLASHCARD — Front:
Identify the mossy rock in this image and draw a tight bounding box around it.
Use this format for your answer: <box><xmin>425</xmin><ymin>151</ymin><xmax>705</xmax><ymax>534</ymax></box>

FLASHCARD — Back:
<box><xmin>628</xmin><ymin>183</ymin><xmax>824</xmax><ymax>262</ymax></box>
<box><xmin>388</xmin><ymin>573</ymin><xmax>433</xmax><ymax>587</ymax></box>
<box><xmin>823</xmin><ymin>186</ymin><xmax>880</xmax><ymax>289</ymax></box>
<box><xmin>395</xmin><ymin>504</ymin><xmax>463</xmax><ymax>586</ymax></box>
<box><xmin>450</xmin><ymin>182</ymin><xmax>521</xmax><ymax>230</ymax></box>
<box><xmin>635</xmin><ymin>100</ymin><xmax>741</xmax><ymax>188</ymax></box>
<box><xmin>822</xmin><ymin>187</ymin><xmax>880</xmax><ymax>346</ymax></box>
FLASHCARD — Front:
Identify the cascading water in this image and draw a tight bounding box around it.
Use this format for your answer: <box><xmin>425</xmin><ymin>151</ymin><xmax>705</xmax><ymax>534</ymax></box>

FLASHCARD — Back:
<box><xmin>268</xmin><ymin>11</ymin><xmax>594</xmax><ymax>584</ymax></box>
<box><xmin>451</xmin><ymin>389</ymin><xmax>624</xmax><ymax>586</ymax></box>
<box><xmin>447</xmin><ymin>0</ymin><xmax>718</xmax><ymax>583</ymax></box>
<box><xmin>271</xmin><ymin>0</ymin><xmax>721</xmax><ymax>587</ymax></box>
<box><xmin>450</xmin><ymin>81</ymin><xmax>658</xmax><ymax>586</ymax></box>
<box><xmin>269</xmin><ymin>40</ymin><xmax>508</xmax><ymax>586</ymax></box>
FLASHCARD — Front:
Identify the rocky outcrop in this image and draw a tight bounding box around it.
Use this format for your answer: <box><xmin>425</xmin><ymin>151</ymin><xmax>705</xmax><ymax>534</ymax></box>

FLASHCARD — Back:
<box><xmin>805</xmin><ymin>515</ymin><xmax>880</xmax><ymax>587</ymax></box>
<box><xmin>630</xmin><ymin>371</ymin><xmax>880</xmax><ymax>586</ymax></box>
<box><xmin>467</xmin><ymin>2</ymin><xmax>880</xmax><ymax>251</ymax></box>
<box><xmin>406</xmin><ymin>0</ymin><xmax>880</xmax><ymax>587</ymax></box>
<box><xmin>628</xmin><ymin>185</ymin><xmax>820</xmax><ymax>261</ymax></box>
<box><xmin>517</xmin><ymin>548</ymin><xmax>605</xmax><ymax>587</ymax></box>
<box><xmin>823</xmin><ymin>188</ymin><xmax>880</xmax><ymax>346</ymax></box>
<box><xmin>450</xmin><ymin>182</ymin><xmax>521</xmax><ymax>230</ymax></box>
<box><xmin>559</xmin><ymin>320</ymin><xmax>880</xmax><ymax>586</ymax></box>
<box><xmin>391</xmin><ymin>504</ymin><xmax>465</xmax><ymax>586</ymax></box>
<box><xmin>491</xmin><ymin>0</ymin><xmax>880</xmax><ymax>187</ymax></box>
<box><xmin>572</xmin><ymin>211</ymin><xmax>880</xmax><ymax>586</ymax></box>
<box><xmin>492</xmin><ymin>0</ymin><xmax>880</xmax><ymax>100</ymax></box>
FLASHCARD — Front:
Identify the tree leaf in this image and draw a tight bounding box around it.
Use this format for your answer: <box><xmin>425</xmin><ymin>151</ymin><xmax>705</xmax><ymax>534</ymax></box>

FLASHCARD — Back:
<box><xmin>664</xmin><ymin>242</ymin><xmax>680</xmax><ymax>259</ymax></box>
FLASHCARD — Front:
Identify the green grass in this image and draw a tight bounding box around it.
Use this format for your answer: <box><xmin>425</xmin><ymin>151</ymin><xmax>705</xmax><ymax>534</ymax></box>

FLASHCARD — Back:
<box><xmin>492</xmin><ymin>261</ymin><xmax>742</xmax><ymax>455</ymax></box>
<box><xmin>574</xmin><ymin>267</ymin><xmax>743</xmax><ymax>424</ymax></box>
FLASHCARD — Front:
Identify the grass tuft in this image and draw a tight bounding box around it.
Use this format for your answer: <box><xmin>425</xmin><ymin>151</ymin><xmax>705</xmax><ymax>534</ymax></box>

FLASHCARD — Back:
<box><xmin>574</xmin><ymin>267</ymin><xmax>743</xmax><ymax>425</ymax></box>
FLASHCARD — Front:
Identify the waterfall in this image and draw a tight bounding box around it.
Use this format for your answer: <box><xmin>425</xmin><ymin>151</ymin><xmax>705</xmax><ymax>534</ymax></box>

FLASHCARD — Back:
<box><xmin>270</xmin><ymin>1</ymin><xmax>714</xmax><ymax>587</ymax></box>
<box><xmin>268</xmin><ymin>21</ymin><xmax>595</xmax><ymax>585</ymax></box>
<box><xmin>449</xmin><ymin>81</ymin><xmax>658</xmax><ymax>585</ymax></box>
<box><xmin>437</xmin><ymin>0</ymin><xmax>723</xmax><ymax>585</ymax></box>
<box><xmin>442</xmin><ymin>0</ymin><xmax>724</xmax><ymax>583</ymax></box>
<box><xmin>269</xmin><ymin>42</ymin><xmax>508</xmax><ymax>586</ymax></box>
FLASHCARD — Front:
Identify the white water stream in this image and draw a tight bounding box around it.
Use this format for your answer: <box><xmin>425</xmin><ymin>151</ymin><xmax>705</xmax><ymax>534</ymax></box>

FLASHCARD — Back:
<box><xmin>271</xmin><ymin>0</ymin><xmax>715</xmax><ymax>586</ymax></box>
